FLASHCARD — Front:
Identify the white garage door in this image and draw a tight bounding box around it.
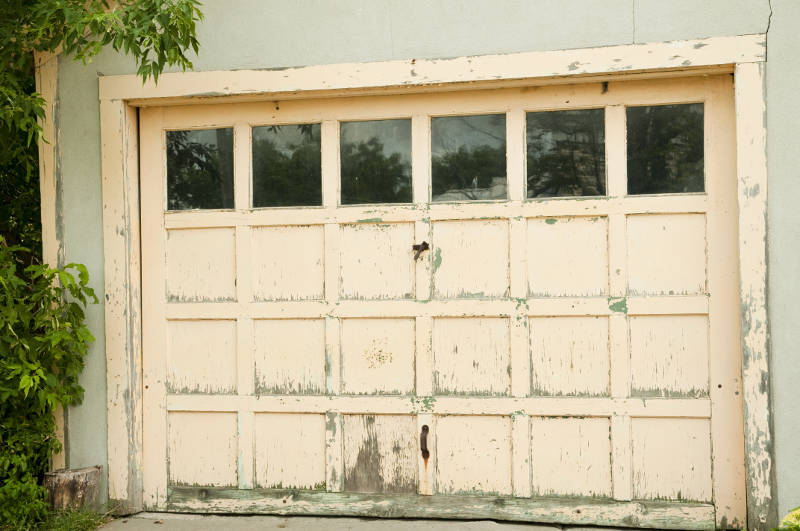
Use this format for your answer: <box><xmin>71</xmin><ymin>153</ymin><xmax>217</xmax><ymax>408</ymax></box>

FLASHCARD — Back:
<box><xmin>140</xmin><ymin>75</ymin><xmax>744</xmax><ymax>529</ymax></box>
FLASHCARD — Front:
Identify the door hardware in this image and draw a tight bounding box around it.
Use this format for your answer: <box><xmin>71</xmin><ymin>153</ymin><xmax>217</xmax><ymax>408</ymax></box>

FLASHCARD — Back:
<box><xmin>412</xmin><ymin>241</ymin><xmax>430</xmax><ymax>261</ymax></box>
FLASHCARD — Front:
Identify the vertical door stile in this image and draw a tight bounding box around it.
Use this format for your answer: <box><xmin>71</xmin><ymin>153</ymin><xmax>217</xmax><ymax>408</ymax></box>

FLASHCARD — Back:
<box><xmin>233</xmin><ymin>121</ymin><xmax>254</xmax><ymax>490</ymax></box>
<box><xmin>412</xmin><ymin>113</ymin><xmax>435</xmax><ymax>497</ymax></box>
<box><xmin>606</xmin><ymin>104</ymin><xmax>633</xmax><ymax>501</ymax></box>
<box><xmin>140</xmin><ymin>108</ymin><xmax>168</xmax><ymax>509</ymax></box>
<box><xmin>321</xmin><ymin>119</ymin><xmax>344</xmax><ymax>493</ymax></box>
<box><xmin>508</xmin><ymin>108</ymin><xmax>531</xmax><ymax>498</ymax></box>
<box><xmin>508</xmin><ymin>107</ymin><xmax>530</xmax><ymax>399</ymax></box>
<box><xmin>708</xmin><ymin>75</ymin><xmax>747</xmax><ymax>526</ymax></box>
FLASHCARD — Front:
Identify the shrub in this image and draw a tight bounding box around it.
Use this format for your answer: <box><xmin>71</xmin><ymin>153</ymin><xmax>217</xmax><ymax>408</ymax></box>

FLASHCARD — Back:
<box><xmin>0</xmin><ymin>238</ymin><xmax>97</xmax><ymax>528</ymax></box>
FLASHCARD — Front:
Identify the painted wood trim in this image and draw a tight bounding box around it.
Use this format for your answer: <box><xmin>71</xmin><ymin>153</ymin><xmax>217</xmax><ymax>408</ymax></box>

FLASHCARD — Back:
<box><xmin>163</xmin><ymin>295</ymin><xmax>710</xmax><ymax>321</ymax></box>
<box><xmin>734</xmin><ymin>62</ymin><xmax>777</xmax><ymax>530</ymax></box>
<box><xmin>166</xmin><ymin>487</ymin><xmax>715</xmax><ymax>530</ymax></box>
<box><xmin>165</xmin><ymin>395</ymin><xmax>711</xmax><ymax>418</ymax></box>
<box><xmin>98</xmin><ymin>34</ymin><xmax>764</xmax><ymax>103</ymax></box>
<box><xmin>706</xmin><ymin>74</ymin><xmax>747</xmax><ymax>529</ymax></box>
<box><xmin>100</xmin><ymin>99</ymin><xmax>143</xmax><ymax>512</ymax></box>
<box><xmin>159</xmin><ymin>195</ymin><xmax>711</xmax><ymax>228</ymax></box>
<box><xmin>34</xmin><ymin>51</ymin><xmax>66</xmax><ymax>471</ymax></box>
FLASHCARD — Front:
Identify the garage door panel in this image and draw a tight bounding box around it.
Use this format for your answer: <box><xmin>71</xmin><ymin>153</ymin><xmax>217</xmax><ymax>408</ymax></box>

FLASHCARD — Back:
<box><xmin>632</xmin><ymin>417</ymin><xmax>712</xmax><ymax>502</ymax></box>
<box><xmin>251</xmin><ymin>225</ymin><xmax>324</xmax><ymax>301</ymax></box>
<box><xmin>167</xmin><ymin>319</ymin><xmax>237</xmax><ymax>394</ymax></box>
<box><xmin>527</xmin><ymin>216</ymin><xmax>608</xmax><ymax>297</ymax></box>
<box><xmin>341</xmin><ymin>318</ymin><xmax>415</xmax><ymax>395</ymax></box>
<box><xmin>432</xmin><ymin>220</ymin><xmax>509</xmax><ymax>299</ymax></box>
<box><xmin>433</xmin><ymin>317</ymin><xmax>510</xmax><ymax>396</ymax></box>
<box><xmin>529</xmin><ymin>316</ymin><xmax>610</xmax><ymax>397</ymax></box>
<box><xmin>531</xmin><ymin>417</ymin><xmax>612</xmax><ymax>497</ymax></box>
<box><xmin>343</xmin><ymin>414</ymin><xmax>418</xmax><ymax>494</ymax></box>
<box><xmin>340</xmin><ymin>223</ymin><xmax>415</xmax><ymax>300</ymax></box>
<box><xmin>254</xmin><ymin>413</ymin><xmax>326</xmax><ymax>490</ymax></box>
<box><xmin>142</xmin><ymin>79</ymin><xmax>742</xmax><ymax>524</ymax></box>
<box><xmin>435</xmin><ymin>415</ymin><xmax>512</xmax><ymax>495</ymax></box>
<box><xmin>630</xmin><ymin>315</ymin><xmax>709</xmax><ymax>397</ymax></box>
<box><xmin>253</xmin><ymin>319</ymin><xmax>326</xmax><ymax>395</ymax></box>
<box><xmin>166</xmin><ymin>228</ymin><xmax>236</xmax><ymax>302</ymax></box>
<box><xmin>168</xmin><ymin>412</ymin><xmax>238</xmax><ymax>487</ymax></box>
<box><xmin>627</xmin><ymin>214</ymin><xmax>707</xmax><ymax>295</ymax></box>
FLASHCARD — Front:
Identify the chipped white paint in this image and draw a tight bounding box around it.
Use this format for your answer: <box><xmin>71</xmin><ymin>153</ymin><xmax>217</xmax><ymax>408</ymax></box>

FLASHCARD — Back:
<box><xmin>433</xmin><ymin>317</ymin><xmax>510</xmax><ymax>396</ymax></box>
<box><xmin>734</xmin><ymin>61</ymin><xmax>776</xmax><ymax>529</ymax></box>
<box><xmin>436</xmin><ymin>416</ymin><xmax>512</xmax><ymax>495</ymax></box>
<box><xmin>626</xmin><ymin>214</ymin><xmax>707</xmax><ymax>296</ymax></box>
<box><xmin>433</xmin><ymin>219</ymin><xmax>509</xmax><ymax>298</ymax></box>
<box><xmin>340</xmin><ymin>223</ymin><xmax>415</xmax><ymax>300</ymax></box>
<box><xmin>167</xmin><ymin>320</ymin><xmax>237</xmax><ymax>394</ymax></box>
<box><xmin>128</xmin><ymin>74</ymin><xmax>748</xmax><ymax>527</ymax></box>
<box><xmin>168</xmin><ymin>412</ymin><xmax>238</xmax><ymax>487</ymax></box>
<box><xmin>631</xmin><ymin>418</ymin><xmax>712</xmax><ymax>502</ymax></box>
<box><xmin>630</xmin><ymin>315</ymin><xmax>709</xmax><ymax>397</ymax></box>
<box><xmin>531</xmin><ymin>417</ymin><xmax>612</xmax><ymax>497</ymax></box>
<box><xmin>529</xmin><ymin>317</ymin><xmax>610</xmax><ymax>397</ymax></box>
<box><xmin>527</xmin><ymin>217</ymin><xmax>608</xmax><ymax>297</ymax></box>
<box><xmin>98</xmin><ymin>34</ymin><xmax>765</xmax><ymax>104</ymax></box>
<box><xmin>166</xmin><ymin>228</ymin><xmax>236</xmax><ymax>301</ymax></box>
<box><xmin>251</xmin><ymin>225</ymin><xmax>324</xmax><ymax>301</ymax></box>
<box><xmin>253</xmin><ymin>319</ymin><xmax>326</xmax><ymax>394</ymax></box>
<box><xmin>340</xmin><ymin>318</ymin><xmax>415</xmax><ymax>395</ymax></box>
<box><xmin>343</xmin><ymin>415</ymin><xmax>418</xmax><ymax>494</ymax></box>
<box><xmin>254</xmin><ymin>413</ymin><xmax>326</xmax><ymax>489</ymax></box>
<box><xmin>34</xmin><ymin>51</ymin><xmax>68</xmax><ymax>473</ymax></box>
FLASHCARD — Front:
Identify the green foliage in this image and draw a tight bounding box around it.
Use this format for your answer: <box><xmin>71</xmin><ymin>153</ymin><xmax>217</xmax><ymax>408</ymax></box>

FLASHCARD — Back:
<box><xmin>0</xmin><ymin>240</ymin><xmax>98</xmax><ymax>528</ymax></box>
<box><xmin>778</xmin><ymin>507</ymin><xmax>800</xmax><ymax>531</ymax></box>
<box><xmin>0</xmin><ymin>0</ymin><xmax>204</xmax><ymax>257</ymax></box>
<box><xmin>0</xmin><ymin>0</ymin><xmax>203</xmax><ymax>525</ymax></box>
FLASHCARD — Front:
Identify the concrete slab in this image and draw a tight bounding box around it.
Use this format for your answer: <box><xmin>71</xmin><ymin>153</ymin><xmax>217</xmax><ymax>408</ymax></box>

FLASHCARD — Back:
<box><xmin>102</xmin><ymin>513</ymin><xmax>562</xmax><ymax>530</ymax></box>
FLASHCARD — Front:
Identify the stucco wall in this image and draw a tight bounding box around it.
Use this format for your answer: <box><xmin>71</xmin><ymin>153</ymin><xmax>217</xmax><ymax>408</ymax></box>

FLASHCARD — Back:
<box><xmin>53</xmin><ymin>0</ymin><xmax>799</xmax><ymax>516</ymax></box>
<box><xmin>766</xmin><ymin>0</ymin><xmax>800</xmax><ymax>520</ymax></box>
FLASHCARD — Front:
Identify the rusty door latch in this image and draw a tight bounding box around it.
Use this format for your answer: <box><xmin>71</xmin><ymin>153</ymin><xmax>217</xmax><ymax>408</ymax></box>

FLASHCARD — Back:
<box><xmin>413</xmin><ymin>241</ymin><xmax>430</xmax><ymax>261</ymax></box>
<box><xmin>420</xmin><ymin>424</ymin><xmax>430</xmax><ymax>459</ymax></box>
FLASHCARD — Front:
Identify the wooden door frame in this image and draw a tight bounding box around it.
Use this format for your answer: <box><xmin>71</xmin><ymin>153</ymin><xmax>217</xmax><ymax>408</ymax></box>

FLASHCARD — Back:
<box><xmin>76</xmin><ymin>33</ymin><xmax>773</xmax><ymax>528</ymax></box>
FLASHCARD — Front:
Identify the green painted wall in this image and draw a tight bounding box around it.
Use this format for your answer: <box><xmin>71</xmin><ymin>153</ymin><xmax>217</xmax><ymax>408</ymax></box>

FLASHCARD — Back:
<box><xmin>53</xmin><ymin>0</ymin><xmax>797</xmax><ymax>517</ymax></box>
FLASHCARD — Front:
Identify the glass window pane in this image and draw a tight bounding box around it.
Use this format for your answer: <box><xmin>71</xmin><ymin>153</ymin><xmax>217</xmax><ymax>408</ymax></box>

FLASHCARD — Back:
<box><xmin>431</xmin><ymin>114</ymin><xmax>506</xmax><ymax>202</ymax></box>
<box><xmin>252</xmin><ymin>124</ymin><xmax>321</xmax><ymax>207</ymax></box>
<box><xmin>627</xmin><ymin>103</ymin><xmax>704</xmax><ymax>195</ymax></box>
<box><xmin>340</xmin><ymin>119</ymin><xmax>412</xmax><ymax>205</ymax></box>
<box><xmin>167</xmin><ymin>128</ymin><xmax>234</xmax><ymax>210</ymax></box>
<box><xmin>526</xmin><ymin>109</ymin><xmax>605</xmax><ymax>198</ymax></box>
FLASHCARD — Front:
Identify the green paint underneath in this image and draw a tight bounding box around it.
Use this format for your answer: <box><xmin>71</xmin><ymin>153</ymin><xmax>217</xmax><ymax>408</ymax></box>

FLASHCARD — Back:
<box><xmin>545</xmin><ymin>218</ymin><xmax>558</xmax><ymax>225</ymax></box>
<box><xmin>432</xmin><ymin>248</ymin><xmax>442</xmax><ymax>271</ymax></box>
<box><xmin>608</xmin><ymin>297</ymin><xmax>628</xmax><ymax>314</ymax></box>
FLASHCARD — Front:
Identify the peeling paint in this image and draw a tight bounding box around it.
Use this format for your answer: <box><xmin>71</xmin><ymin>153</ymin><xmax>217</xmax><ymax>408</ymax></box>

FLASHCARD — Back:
<box><xmin>608</xmin><ymin>297</ymin><xmax>628</xmax><ymax>314</ymax></box>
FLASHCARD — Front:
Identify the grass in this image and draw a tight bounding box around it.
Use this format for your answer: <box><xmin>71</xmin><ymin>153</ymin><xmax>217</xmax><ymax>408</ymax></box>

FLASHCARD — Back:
<box><xmin>6</xmin><ymin>510</ymin><xmax>111</xmax><ymax>531</ymax></box>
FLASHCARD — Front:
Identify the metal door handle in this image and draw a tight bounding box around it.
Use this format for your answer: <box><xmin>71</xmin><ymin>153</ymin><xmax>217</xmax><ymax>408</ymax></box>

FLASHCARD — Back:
<box><xmin>413</xmin><ymin>241</ymin><xmax>430</xmax><ymax>261</ymax></box>
<box><xmin>420</xmin><ymin>424</ymin><xmax>430</xmax><ymax>459</ymax></box>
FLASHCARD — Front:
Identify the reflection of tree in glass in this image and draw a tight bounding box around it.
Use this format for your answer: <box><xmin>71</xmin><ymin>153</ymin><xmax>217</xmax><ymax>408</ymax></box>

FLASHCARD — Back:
<box><xmin>527</xmin><ymin>110</ymin><xmax>605</xmax><ymax>198</ymax></box>
<box><xmin>432</xmin><ymin>145</ymin><xmax>506</xmax><ymax>200</ymax></box>
<box><xmin>167</xmin><ymin>129</ymin><xmax>234</xmax><ymax>210</ymax></box>
<box><xmin>253</xmin><ymin>124</ymin><xmax>321</xmax><ymax>207</ymax></box>
<box><xmin>627</xmin><ymin>103</ymin><xmax>703</xmax><ymax>194</ymax></box>
<box><xmin>341</xmin><ymin>137</ymin><xmax>411</xmax><ymax>204</ymax></box>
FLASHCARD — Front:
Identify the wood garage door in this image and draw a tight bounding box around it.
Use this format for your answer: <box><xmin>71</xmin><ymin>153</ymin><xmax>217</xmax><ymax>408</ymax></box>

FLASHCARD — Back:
<box><xmin>140</xmin><ymin>75</ymin><xmax>745</xmax><ymax>529</ymax></box>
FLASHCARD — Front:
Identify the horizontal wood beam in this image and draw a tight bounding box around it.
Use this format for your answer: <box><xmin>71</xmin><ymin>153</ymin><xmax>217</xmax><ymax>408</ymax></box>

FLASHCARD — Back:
<box><xmin>167</xmin><ymin>487</ymin><xmax>715</xmax><ymax>530</ymax></box>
